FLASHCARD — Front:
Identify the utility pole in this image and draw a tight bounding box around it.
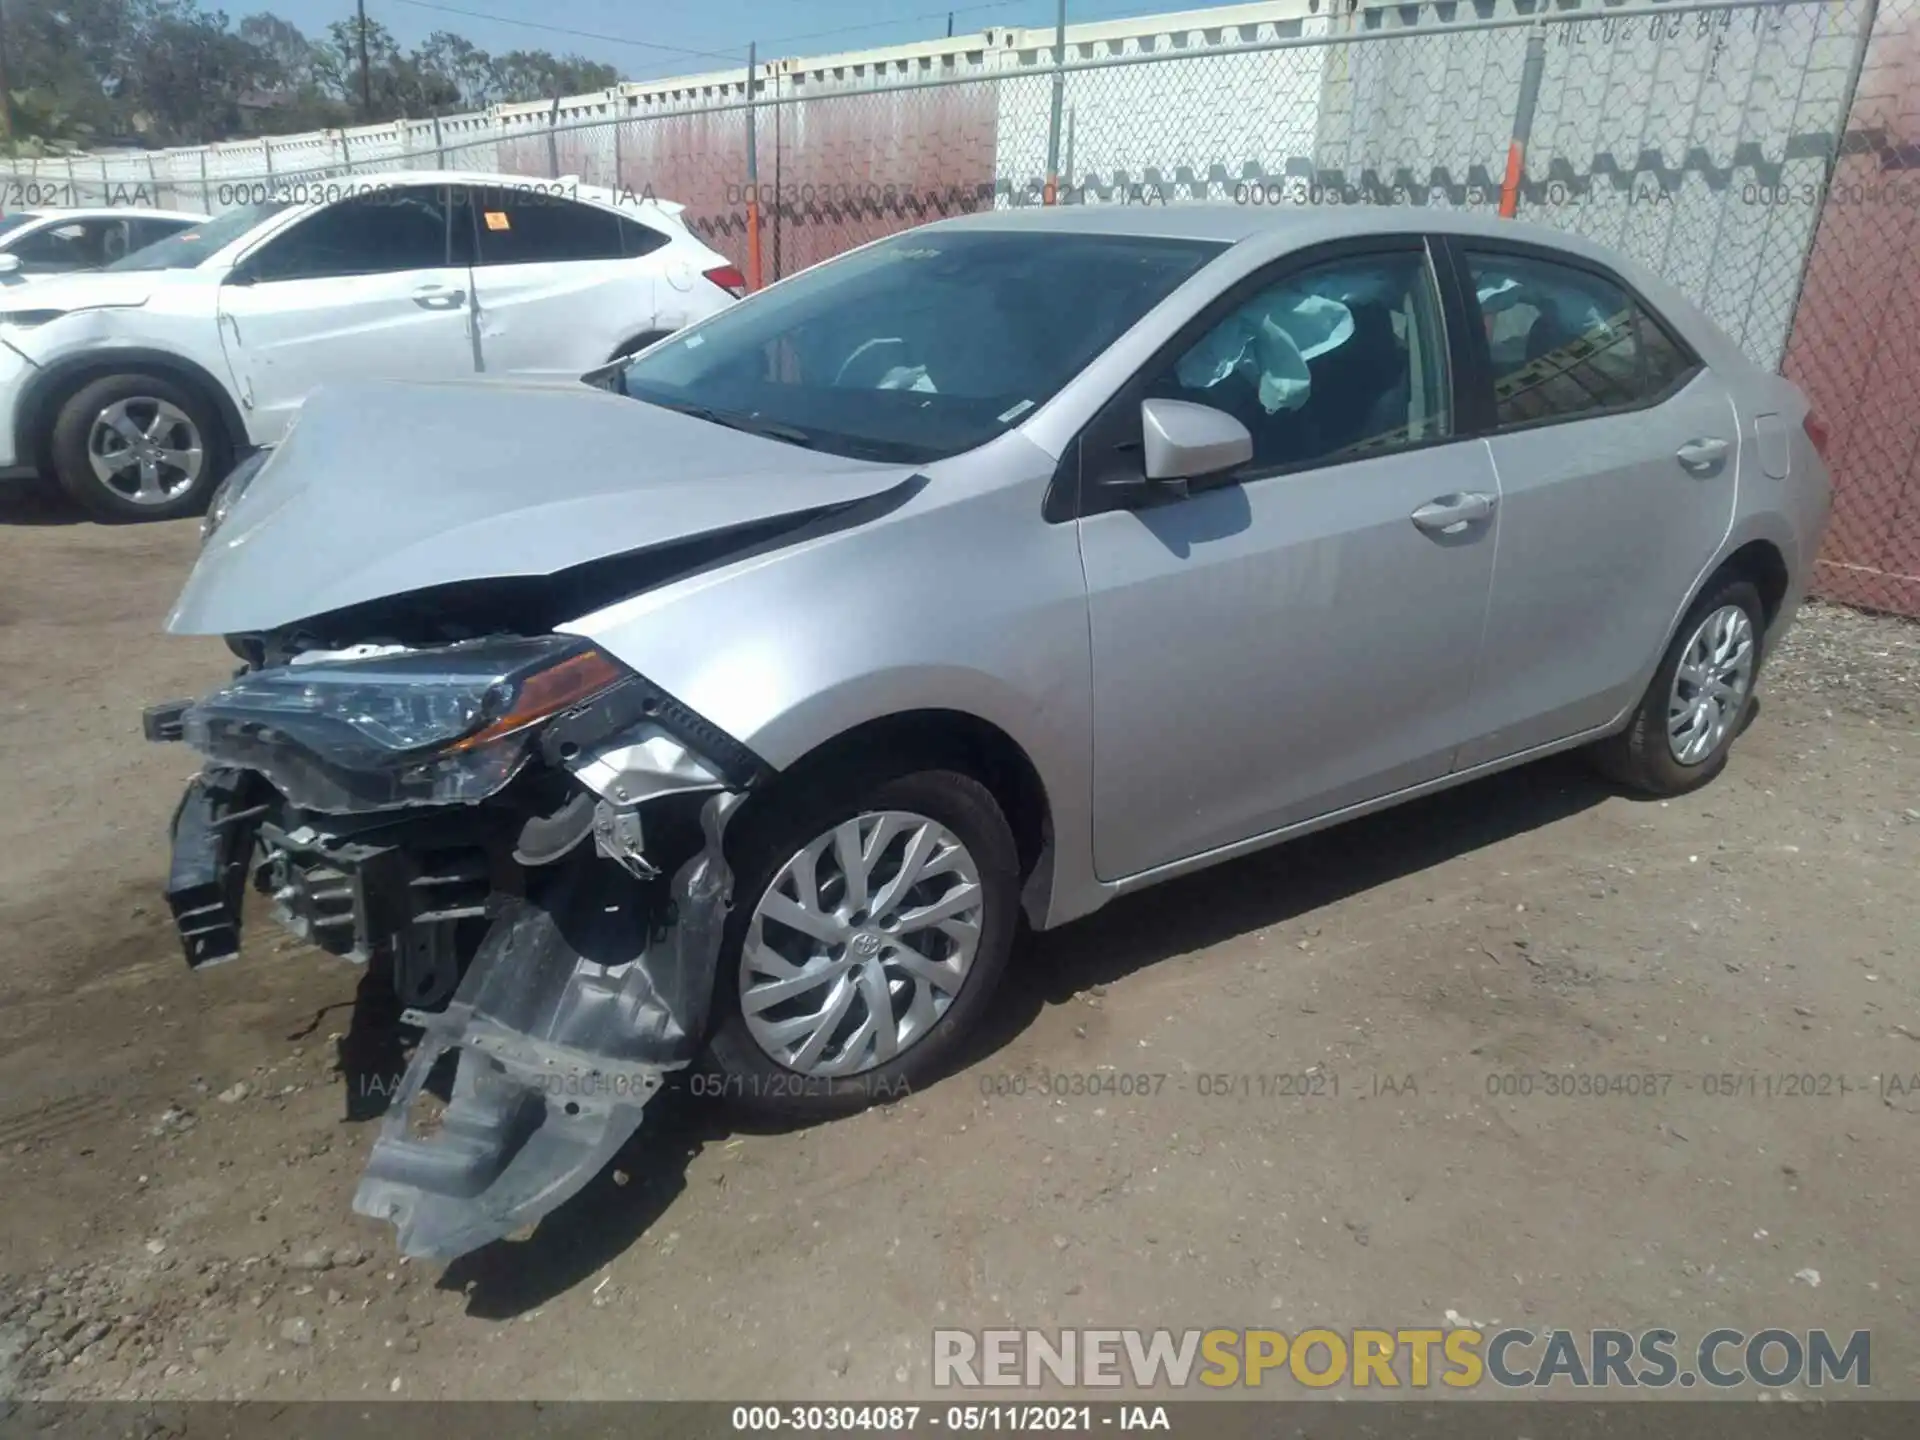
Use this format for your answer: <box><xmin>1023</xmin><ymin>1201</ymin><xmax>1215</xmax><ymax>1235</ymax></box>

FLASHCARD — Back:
<box><xmin>356</xmin><ymin>0</ymin><xmax>373</xmax><ymax>119</ymax></box>
<box><xmin>0</xmin><ymin>0</ymin><xmax>15</xmax><ymax>152</ymax></box>
<box><xmin>1043</xmin><ymin>0</ymin><xmax>1066</xmax><ymax>203</ymax></box>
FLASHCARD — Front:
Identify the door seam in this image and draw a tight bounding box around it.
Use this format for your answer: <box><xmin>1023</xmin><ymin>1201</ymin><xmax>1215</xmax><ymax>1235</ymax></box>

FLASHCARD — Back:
<box><xmin>466</xmin><ymin>266</ymin><xmax>486</xmax><ymax>373</ymax></box>
<box><xmin>1449</xmin><ymin>436</ymin><xmax>1505</xmax><ymax>773</ymax></box>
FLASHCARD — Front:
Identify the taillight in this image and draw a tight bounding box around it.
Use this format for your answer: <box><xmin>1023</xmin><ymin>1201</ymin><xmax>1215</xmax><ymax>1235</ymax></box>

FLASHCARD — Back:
<box><xmin>1803</xmin><ymin>409</ymin><xmax>1831</xmax><ymax>459</ymax></box>
<box><xmin>703</xmin><ymin>264</ymin><xmax>747</xmax><ymax>299</ymax></box>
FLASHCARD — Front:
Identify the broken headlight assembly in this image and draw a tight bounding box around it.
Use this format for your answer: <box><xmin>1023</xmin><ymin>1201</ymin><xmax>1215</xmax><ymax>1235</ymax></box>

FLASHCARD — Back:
<box><xmin>181</xmin><ymin>635</ymin><xmax>628</xmax><ymax>812</ymax></box>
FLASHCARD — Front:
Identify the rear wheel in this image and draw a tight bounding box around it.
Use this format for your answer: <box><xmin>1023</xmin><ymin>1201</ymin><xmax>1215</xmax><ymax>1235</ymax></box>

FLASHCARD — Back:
<box><xmin>609</xmin><ymin>329</ymin><xmax>674</xmax><ymax>361</ymax></box>
<box><xmin>48</xmin><ymin>371</ymin><xmax>229</xmax><ymax>522</ymax></box>
<box><xmin>703</xmin><ymin>767</ymin><xmax>1020</xmax><ymax>1121</ymax></box>
<box><xmin>1589</xmin><ymin>575</ymin><xmax>1765</xmax><ymax>796</ymax></box>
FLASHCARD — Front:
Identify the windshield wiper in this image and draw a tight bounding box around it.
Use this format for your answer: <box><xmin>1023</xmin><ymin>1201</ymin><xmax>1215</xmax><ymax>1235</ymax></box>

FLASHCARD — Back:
<box><xmin>643</xmin><ymin>397</ymin><xmax>819</xmax><ymax>448</ymax></box>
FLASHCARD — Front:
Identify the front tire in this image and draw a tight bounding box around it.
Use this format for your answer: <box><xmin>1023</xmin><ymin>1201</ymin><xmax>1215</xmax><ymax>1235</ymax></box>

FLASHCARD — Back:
<box><xmin>1589</xmin><ymin>575</ymin><xmax>1765</xmax><ymax>796</ymax></box>
<box><xmin>704</xmin><ymin>767</ymin><xmax>1020</xmax><ymax>1122</ymax></box>
<box><xmin>48</xmin><ymin>372</ymin><xmax>229</xmax><ymax>522</ymax></box>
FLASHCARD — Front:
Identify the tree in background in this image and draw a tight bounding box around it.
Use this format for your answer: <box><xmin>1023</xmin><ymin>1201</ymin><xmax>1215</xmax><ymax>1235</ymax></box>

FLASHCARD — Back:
<box><xmin>3</xmin><ymin>0</ymin><xmax>621</xmax><ymax>152</ymax></box>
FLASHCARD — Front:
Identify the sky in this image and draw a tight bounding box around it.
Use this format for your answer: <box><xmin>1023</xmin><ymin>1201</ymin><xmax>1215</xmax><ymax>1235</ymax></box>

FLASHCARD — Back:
<box><xmin>247</xmin><ymin>0</ymin><xmax>1202</xmax><ymax>85</ymax></box>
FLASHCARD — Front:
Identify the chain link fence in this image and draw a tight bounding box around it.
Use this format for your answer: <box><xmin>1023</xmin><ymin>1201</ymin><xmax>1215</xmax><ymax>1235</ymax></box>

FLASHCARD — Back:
<box><xmin>4</xmin><ymin>0</ymin><xmax>1916</xmax><ymax>615</ymax></box>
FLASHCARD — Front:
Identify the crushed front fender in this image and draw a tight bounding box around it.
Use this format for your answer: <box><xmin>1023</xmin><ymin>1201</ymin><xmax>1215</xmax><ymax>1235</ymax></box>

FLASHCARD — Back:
<box><xmin>352</xmin><ymin>793</ymin><xmax>738</xmax><ymax>1259</ymax></box>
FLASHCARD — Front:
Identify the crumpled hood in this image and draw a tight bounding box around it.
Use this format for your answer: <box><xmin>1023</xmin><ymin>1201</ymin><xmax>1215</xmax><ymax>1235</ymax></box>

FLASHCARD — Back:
<box><xmin>168</xmin><ymin>379</ymin><xmax>919</xmax><ymax>635</ymax></box>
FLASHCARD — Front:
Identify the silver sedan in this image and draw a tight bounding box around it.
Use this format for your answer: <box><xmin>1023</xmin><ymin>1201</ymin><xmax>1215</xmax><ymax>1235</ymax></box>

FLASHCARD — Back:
<box><xmin>159</xmin><ymin>205</ymin><xmax>1832</xmax><ymax>1255</ymax></box>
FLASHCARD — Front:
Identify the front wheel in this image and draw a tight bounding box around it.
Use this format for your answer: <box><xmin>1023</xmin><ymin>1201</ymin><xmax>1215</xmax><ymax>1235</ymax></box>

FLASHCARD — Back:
<box><xmin>48</xmin><ymin>372</ymin><xmax>229</xmax><ymax>522</ymax></box>
<box><xmin>1589</xmin><ymin>575</ymin><xmax>1765</xmax><ymax>796</ymax></box>
<box><xmin>703</xmin><ymin>767</ymin><xmax>1020</xmax><ymax>1122</ymax></box>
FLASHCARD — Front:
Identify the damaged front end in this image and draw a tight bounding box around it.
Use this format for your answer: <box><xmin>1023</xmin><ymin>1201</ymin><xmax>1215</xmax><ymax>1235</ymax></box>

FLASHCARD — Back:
<box><xmin>146</xmin><ymin>631</ymin><xmax>767</xmax><ymax>1258</ymax></box>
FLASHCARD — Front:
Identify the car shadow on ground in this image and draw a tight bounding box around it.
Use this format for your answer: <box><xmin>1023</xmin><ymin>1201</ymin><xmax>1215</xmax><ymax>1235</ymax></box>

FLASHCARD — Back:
<box><xmin>361</xmin><ymin>751</ymin><xmax>1621</xmax><ymax>1316</ymax></box>
<box><xmin>0</xmin><ymin>481</ymin><xmax>83</xmax><ymax>526</ymax></box>
<box><xmin>977</xmin><ymin>750</ymin><xmax>1618</xmax><ymax>1045</ymax></box>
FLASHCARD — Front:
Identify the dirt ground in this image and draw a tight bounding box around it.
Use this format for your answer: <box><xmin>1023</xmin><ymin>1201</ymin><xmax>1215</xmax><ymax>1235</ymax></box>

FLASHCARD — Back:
<box><xmin>0</xmin><ymin>490</ymin><xmax>1915</xmax><ymax>1403</ymax></box>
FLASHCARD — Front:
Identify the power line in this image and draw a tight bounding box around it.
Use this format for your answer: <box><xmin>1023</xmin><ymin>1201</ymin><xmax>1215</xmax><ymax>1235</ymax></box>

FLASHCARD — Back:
<box><xmin>379</xmin><ymin>0</ymin><xmax>750</xmax><ymax>63</ymax></box>
<box><xmin>754</xmin><ymin>2</ymin><xmax>1025</xmax><ymax>51</ymax></box>
<box><xmin>372</xmin><ymin>0</ymin><xmax>1184</xmax><ymax>82</ymax></box>
<box><xmin>375</xmin><ymin>0</ymin><xmax>1043</xmax><ymax>71</ymax></box>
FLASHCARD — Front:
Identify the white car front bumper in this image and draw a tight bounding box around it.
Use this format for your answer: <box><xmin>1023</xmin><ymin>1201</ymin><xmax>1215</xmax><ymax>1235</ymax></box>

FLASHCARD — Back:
<box><xmin>0</xmin><ymin>338</ymin><xmax>36</xmax><ymax>471</ymax></box>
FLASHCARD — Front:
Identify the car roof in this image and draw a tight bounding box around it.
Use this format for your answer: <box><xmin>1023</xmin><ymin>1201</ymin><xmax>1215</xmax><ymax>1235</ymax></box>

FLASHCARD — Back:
<box><xmin>925</xmin><ymin>201</ymin><xmax>1751</xmax><ymax>378</ymax></box>
<box><xmin>288</xmin><ymin>170</ymin><xmax>685</xmax><ymax>215</ymax></box>
<box><xmin>7</xmin><ymin>207</ymin><xmax>208</xmax><ymax>223</ymax></box>
<box><xmin>931</xmin><ymin>202</ymin><xmax>1628</xmax><ymax>264</ymax></box>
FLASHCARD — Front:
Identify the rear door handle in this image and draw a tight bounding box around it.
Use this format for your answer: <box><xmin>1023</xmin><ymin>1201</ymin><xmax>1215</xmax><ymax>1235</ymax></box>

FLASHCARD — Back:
<box><xmin>412</xmin><ymin>286</ymin><xmax>466</xmax><ymax>311</ymax></box>
<box><xmin>1410</xmin><ymin>491</ymin><xmax>1496</xmax><ymax>537</ymax></box>
<box><xmin>1675</xmin><ymin>437</ymin><xmax>1730</xmax><ymax>473</ymax></box>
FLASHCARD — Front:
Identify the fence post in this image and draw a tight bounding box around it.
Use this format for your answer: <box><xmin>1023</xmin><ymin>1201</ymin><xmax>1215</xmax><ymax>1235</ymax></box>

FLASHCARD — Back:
<box><xmin>263</xmin><ymin>137</ymin><xmax>275</xmax><ymax>185</ymax></box>
<box><xmin>771</xmin><ymin>73</ymin><xmax>782</xmax><ymax>284</ymax></box>
<box><xmin>98</xmin><ymin>154</ymin><xmax>110</xmax><ymax>206</ymax></box>
<box><xmin>1063</xmin><ymin>105</ymin><xmax>1076</xmax><ymax>203</ymax></box>
<box><xmin>433</xmin><ymin>111</ymin><xmax>445</xmax><ymax>169</ymax></box>
<box><xmin>145</xmin><ymin>153</ymin><xmax>160</xmax><ymax>208</ymax></box>
<box><xmin>546</xmin><ymin>96</ymin><xmax>562</xmax><ymax>177</ymax></box>
<box><xmin>1499</xmin><ymin>20</ymin><xmax>1547</xmax><ymax>218</ymax></box>
<box><xmin>198</xmin><ymin>149</ymin><xmax>210</xmax><ymax>212</ymax></box>
<box><xmin>612</xmin><ymin>98</ymin><xmax>624</xmax><ymax>192</ymax></box>
<box><xmin>745</xmin><ymin>42</ymin><xmax>762</xmax><ymax>291</ymax></box>
<box><xmin>1044</xmin><ymin>0</ymin><xmax>1067</xmax><ymax>203</ymax></box>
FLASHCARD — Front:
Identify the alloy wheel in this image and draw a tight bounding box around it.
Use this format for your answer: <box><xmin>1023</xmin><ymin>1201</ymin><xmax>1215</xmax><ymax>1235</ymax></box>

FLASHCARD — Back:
<box><xmin>1667</xmin><ymin>603</ymin><xmax>1756</xmax><ymax>765</ymax></box>
<box><xmin>740</xmin><ymin>810</ymin><xmax>985</xmax><ymax>1077</ymax></box>
<box><xmin>87</xmin><ymin>397</ymin><xmax>205</xmax><ymax>506</ymax></box>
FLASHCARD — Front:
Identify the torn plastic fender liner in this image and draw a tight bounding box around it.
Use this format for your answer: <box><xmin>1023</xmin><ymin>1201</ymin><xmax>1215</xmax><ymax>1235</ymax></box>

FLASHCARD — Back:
<box><xmin>164</xmin><ymin>765</ymin><xmax>260</xmax><ymax>969</ymax></box>
<box><xmin>352</xmin><ymin>791</ymin><xmax>741</xmax><ymax>1259</ymax></box>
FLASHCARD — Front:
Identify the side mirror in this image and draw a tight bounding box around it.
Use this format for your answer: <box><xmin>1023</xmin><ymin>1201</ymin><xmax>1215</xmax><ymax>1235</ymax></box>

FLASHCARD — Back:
<box><xmin>0</xmin><ymin>254</ymin><xmax>21</xmax><ymax>277</ymax></box>
<box><xmin>1140</xmin><ymin>398</ymin><xmax>1253</xmax><ymax>485</ymax></box>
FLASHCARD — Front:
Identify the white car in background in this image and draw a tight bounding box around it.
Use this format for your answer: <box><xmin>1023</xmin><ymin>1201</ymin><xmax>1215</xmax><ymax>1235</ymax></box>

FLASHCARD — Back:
<box><xmin>0</xmin><ymin>207</ymin><xmax>208</xmax><ymax>285</ymax></box>
<box><xmin>0</xmin><ymin>172</ymin><xmax>743</xmax><ymax>519</ymax></box>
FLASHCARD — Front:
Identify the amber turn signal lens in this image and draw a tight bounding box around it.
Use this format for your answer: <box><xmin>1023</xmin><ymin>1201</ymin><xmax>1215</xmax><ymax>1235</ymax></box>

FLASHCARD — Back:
<box><xmin>446</xmin><ymin>647</ymin><xmax>626</xmax><ymax>752</ymax></box>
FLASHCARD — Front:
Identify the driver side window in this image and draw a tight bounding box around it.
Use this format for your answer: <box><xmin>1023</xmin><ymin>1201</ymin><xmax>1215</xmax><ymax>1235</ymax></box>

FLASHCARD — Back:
<box><xmin>1151</xmin><ymin>248</ymin><xmax>1451</xmax><ymax>472</ymax></box>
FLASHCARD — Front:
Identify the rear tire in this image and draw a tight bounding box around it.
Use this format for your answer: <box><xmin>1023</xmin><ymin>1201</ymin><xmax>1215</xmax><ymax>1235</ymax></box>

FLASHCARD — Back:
<box><xmin>703</xmin><ymin>766</ymin><xmax>1020</xmax><ymax>1123</ymax></box>
<box><xmin>48</xmin><ymin>371</ymin><xmax>229</xmax><ymax>522</ymax></box>
<box><xmin>1588</xmin><ymin>575</ymin><xmax>1765</xmax><ymax>797</ymax></box>
<box><xmin>609</xmin><ymin>329</ymin><xmax>674</xmax><ymax>361</ymax></box>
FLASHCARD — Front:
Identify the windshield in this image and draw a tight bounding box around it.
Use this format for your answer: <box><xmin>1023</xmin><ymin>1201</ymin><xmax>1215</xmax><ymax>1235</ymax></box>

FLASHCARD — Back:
<box><xmin>107</xmin><ymin>201</ymin><xmax>292</xmax><ymax>271</ymax></box>
<box><xmin>617</xmin><ymin>228</ymin><xmax>1224</xmax><ymax>463</ymax></box>
<box><xmin>0</xmin><ymin>213</ymin><xmax>42</xmax><ymax>240</ymax></box>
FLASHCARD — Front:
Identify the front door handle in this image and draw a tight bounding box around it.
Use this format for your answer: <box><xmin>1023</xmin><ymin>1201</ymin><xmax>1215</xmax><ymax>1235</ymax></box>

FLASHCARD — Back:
<box><xmin>1675</xmin><ymin>436</ymin><xmax>1730</xmax><ymax>473</ymax></box>
<box><xmin>1410</xmin><ymin>491</ymin><xmax>1496</xmax><ymax>537</ymax></box>
<box><xmin>412</xmin><ymin>287</ymin><xmax>466</xmax><ymax>311</ymax></box>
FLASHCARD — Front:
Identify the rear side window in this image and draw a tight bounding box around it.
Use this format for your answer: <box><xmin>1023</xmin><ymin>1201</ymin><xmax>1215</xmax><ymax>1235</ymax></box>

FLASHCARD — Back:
<box><xmin>1639</xmin><ymin>310</ymin><xmax>1695</xmax><ymax>395</ymax></box>
<box><xmin>1462</xmin><ymin>251</ymin><xmax>1699</xmax><ymax>429</ymax></box>
<box><xmin>8</xmin><ymin>217</ymin><xmax>132</xmax><ymax>273</ymax></box>
<box><xmin>472</xmin><ymin>195</ymin><xmax>624</xmax><ymax>265</ymax></box>
<box><xmin>246</xmin><ymin>188</ymin><xmax>454</xmax><ymax>281</ymax></box>
<box><xmin>619</xmin><ymin>213</ymin><xmax>669</xmax><ymax>258</ymax></box>
<box><xmin>129</xmin><ymin>217</ymin><xmax>196</xmax><ymax>251</ymax></box>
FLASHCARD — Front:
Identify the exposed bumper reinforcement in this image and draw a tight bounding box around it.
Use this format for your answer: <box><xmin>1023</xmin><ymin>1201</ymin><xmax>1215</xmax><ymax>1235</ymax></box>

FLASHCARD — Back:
<box><xmin>352</xmin><ymin>793</ymin><xmax>737</xmax><ymax>1259</ymax></box>
<box><xmin>164</xmin><ymin>766</ymin><xmax>257</xmax><ymax>968</ymax></box>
